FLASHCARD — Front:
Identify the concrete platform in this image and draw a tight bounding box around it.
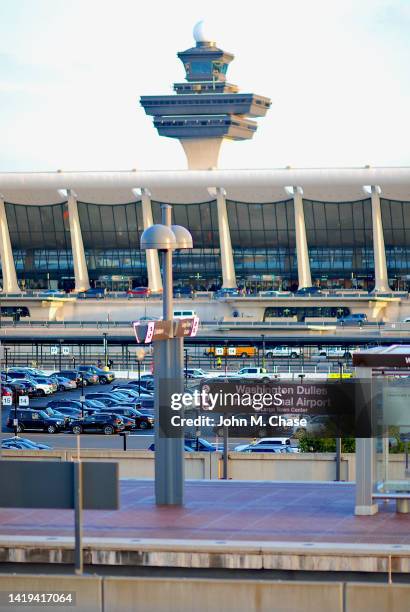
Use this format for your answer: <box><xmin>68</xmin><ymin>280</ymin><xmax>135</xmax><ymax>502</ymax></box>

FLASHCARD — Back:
<box><xmin>0</xmin><ymin>480</ymin><xmax>410</xmax><ymax>574</ymax></box>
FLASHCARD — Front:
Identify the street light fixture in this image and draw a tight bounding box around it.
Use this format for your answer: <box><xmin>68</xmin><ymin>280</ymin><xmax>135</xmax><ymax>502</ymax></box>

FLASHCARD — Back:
<box><xmin>140</xmin><ymin>203</ymin><xmax>193</xmax><ymax>506</ymax></box>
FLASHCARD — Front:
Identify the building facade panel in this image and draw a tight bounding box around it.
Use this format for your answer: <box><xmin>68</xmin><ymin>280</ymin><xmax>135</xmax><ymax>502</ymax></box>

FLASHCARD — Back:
<box><xmin>152</xmin><ymin>200</ymin><xmax>221</xmax><ymax>287</ymax></box>
<box><xmin>304</xmin><ymin>199</ymin><xmax>374</xmax><ymax>288</ymax></box>
<box><xmin>227</xmin><ymin>199</ymin><xmax>297</xmax><ymax>288</ymax></box>
<box><xmin>77</xmin><ymin>201</ymin><xmax>147</xmax><ymax>288</ymax></box>
<box><xmin>5</xmin><ymin>202</ymin><xmax>73</xmax><ymax>289</ymax></box>
<box><xmin>381</xmin><ymin>198</ymin><xmax>410</xmax><ymax>286</ymax></box>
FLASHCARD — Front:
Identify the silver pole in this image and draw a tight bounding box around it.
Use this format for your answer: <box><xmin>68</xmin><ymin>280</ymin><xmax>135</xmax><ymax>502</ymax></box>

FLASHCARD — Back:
<box><xmin>74</xmin><ymin>435</ymin><xmax>83</xmax><ymax>574</ymax></box>
<box><xmin>154</xmin><ymin>203</ymin><xmax>184</xmax><ymax>506</ymax></box>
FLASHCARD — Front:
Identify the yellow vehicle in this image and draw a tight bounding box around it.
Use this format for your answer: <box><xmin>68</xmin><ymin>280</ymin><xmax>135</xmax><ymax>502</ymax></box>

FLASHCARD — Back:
<box><xmin>205</xmin><ymin>346</ymin><xmax>256</xmax><ymax>358</ymax></box>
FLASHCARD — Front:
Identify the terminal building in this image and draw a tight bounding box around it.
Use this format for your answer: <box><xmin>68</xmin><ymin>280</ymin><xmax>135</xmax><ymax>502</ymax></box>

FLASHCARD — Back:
<box><xmin>0</xmin><ymin>24</ymin><xmax>409</xmax><ymax>295</ymax></box>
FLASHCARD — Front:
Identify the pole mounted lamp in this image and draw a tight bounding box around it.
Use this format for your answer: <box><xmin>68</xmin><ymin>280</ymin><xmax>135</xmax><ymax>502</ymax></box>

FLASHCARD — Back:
<box><xmin>140</xmin><ymin>206</ymin><xmax>193</xmax><ymax>506</ymax></box>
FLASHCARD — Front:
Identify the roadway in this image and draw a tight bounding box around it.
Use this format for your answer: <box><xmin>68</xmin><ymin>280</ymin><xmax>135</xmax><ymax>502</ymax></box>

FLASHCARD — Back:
<box><xmin>2</xmin><ymin>320</ymin><xmax>410</xmax><ymax>346</ymax></box>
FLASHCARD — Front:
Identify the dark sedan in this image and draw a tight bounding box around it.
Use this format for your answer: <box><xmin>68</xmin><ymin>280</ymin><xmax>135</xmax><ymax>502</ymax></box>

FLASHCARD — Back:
<box><xmin>98</xmin><ymin>406</ymin><xmax>154</xmax><ymax>430</ymax></box>
<box><xmin>70</xmin><ymin>414</ymin><xmax>125</xmax><ymax>435</ymax></box>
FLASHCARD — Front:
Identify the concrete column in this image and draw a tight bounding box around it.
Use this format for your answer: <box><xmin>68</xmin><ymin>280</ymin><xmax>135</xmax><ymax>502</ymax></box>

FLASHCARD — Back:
<box><xmin>209</xmin><ymin>187</ymin><xmax>236</xmax><ymax>288</ymax></box>
<box><xmin>180</xmin><ymin>138</ymin><xmax>223</xmax><ymax>170</ymax></box>
<box><xmin>355</xmin><ymin>366</ymin><xmax>378</xmax><ymax>515</ymax></box>
<box><xmin>140</xmin><ymin>189</ymin><xmax>162</xmax><ymax>293</ymax></box>
<box><xmin>67</xmin><ymin>190</ymin><xmax>90</xmax><ymax>292</ymax></box>
<box><xmin>0</xmin><ymin>196</ymin><xmax>20</xmax><ymax>293</ymax></box>
<box><xmin>288</xmin><ymin>186</ymin><xmax>312</xmax><ymax>289</ymax></box>
<box><xmin>369</xmin><ymin>185</ymin><xmax>390</xmax><ymax>292</ymax></box>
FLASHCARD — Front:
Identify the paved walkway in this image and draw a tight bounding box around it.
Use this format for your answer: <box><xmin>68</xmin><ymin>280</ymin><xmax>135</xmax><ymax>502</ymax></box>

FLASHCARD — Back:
<box><xmin>0</xmin><ymin>480</ymin><xmax>409</xmax><ymax>544</ymax></box>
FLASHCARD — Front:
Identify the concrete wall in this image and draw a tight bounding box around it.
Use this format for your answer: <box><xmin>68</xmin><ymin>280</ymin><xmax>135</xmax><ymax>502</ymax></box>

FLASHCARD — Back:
<box><xmin>0</xmin><ymin>449</ymin><xmax>219</xmax><ymax>481</ymax></box>
<box><xmin>1</xmin><ymin>450</ymin><xmax>408</xmax><ymax>483</ymax></box>
<box><xmin>0</xmin><ymin>574</ymin><xmax>409</xmax><ymax>612</ymax></box>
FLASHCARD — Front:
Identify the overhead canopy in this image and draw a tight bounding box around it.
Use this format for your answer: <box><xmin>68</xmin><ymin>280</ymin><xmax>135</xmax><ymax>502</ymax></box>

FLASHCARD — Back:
<box><xmin>0</xmin><ymin>167</ymin><xmax>409</xmax><ymax>205</ymax></box>
<box><xmin>353</xmin><ymin>345</ymin><xmax>410</xmax><ymax>368</ymax></box>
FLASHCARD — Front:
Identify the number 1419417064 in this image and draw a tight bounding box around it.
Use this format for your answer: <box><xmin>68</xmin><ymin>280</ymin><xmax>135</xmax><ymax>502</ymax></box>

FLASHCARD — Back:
<box><xmin>5</xmin><ymin>592</ymin><xmax>75</xmax><ymax>605</ymax></box>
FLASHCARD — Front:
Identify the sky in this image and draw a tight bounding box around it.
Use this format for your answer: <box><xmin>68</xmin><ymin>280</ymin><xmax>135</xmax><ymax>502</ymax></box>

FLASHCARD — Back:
<box><xmin>0</xmin><ymin>0</ymin><xmax>409</xmax><ymax>171</ymax></box>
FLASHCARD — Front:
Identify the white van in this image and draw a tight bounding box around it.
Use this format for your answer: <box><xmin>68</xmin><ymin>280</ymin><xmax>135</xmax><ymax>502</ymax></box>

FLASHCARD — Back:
<box><xmin>173</xmin><ymin>310</ymin><xmax>196</xmax><ymax>319</ymax></box>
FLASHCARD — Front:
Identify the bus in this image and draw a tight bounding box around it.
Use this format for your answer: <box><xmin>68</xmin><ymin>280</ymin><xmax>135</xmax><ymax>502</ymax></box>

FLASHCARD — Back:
<box><xmin>264</xmin><ymin>306</ymin><xmax>350</xmax><ymax>322</ymax></box>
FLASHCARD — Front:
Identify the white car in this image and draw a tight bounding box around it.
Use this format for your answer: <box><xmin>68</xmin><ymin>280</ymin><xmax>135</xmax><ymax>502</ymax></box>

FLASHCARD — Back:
<box><xmin>234</xmin><ymin>367</ymin><xmax>272</xmax><ymax>381</ymax></box>
<box><xmin>28</xmin><ymin>380</ymin><xmax>54</xmax><ymax>396</ymax></box>
<box><xmin>265</xmin><ymin>346</ymin><xmax>303</xmax><ymax>359</ymax></box>
<box><xmin>258</xmin><ymin>290</ymin><xmax>292</xmax><ymax>297</ymax></box>
<box><xmin>313</xmin><ymin>346</ymin><xmax>357</xmax><ymax>359</ymax></box>
<box><xmin>234</xmin><ymin>437</ymin><xmax>293</xmax><ymax>452</ymax></box>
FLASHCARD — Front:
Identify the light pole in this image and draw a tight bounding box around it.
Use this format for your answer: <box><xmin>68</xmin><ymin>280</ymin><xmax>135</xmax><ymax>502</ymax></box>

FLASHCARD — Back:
<box><xmin>140</xmin><ymin>204</ymin><xmax>193</xmax><ymax>506</ymax></box>
<box><xmin>103</xmin><ymin>333</ymin><xmax>108</xmax><ymax>368</ymax></box>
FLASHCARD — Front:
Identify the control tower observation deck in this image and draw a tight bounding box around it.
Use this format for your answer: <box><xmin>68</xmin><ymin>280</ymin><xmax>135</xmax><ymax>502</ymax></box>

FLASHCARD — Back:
<box><xmin>140</xmin><ymin>21</ymin><xmax>271</xmax><ymax>169</ymax></box>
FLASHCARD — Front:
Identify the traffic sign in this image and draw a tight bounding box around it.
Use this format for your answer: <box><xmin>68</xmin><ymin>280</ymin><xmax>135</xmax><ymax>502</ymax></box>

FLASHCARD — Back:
<box><xmin>228</xmin><ymin>347</ymin><xmax>236</xmax><ymax>356</ymax></box>
<box><xmin>62</xmin><ymin>346</ymin><xmax>70</xmax><ymax>355</ymax></box>
<box><xmin>19</xmin><ymin>396</ymin><xmax>29</xmax><ymax>407</ymax></box>
<box><xmin>215</xmin><ymin>347</ymin><xmax>224</xmax><ymax>356</ymax></box>
<box><xmin>174</xmin><ymin>316</ymin><xmax>200</xmax><ymax>338</ymax></box>
<box><xmin>50</xmin><ymin>346</ymin><xmax>58</xmax><ymax>355</ymax></box>
<box><xmin>2</xmin><ymin>396</ymin><xmax>12</xmax><ymax>406</ymax></box>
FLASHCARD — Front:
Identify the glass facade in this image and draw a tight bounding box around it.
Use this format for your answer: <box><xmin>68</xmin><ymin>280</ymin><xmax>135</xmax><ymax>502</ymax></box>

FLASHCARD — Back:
<box><xmin>4</xmin><ymin>197</ymin><xmax>410</xmax><ymax>291</ymax></box>
<box><xmin>227</xmin><ymin>200</ymin><xmax>297</xmax><ymax>287</ymax></box>
<box><xmin>304</xmin><ymin>199</ymin><xmax>374</xmax><ymax>288</ymax></box>
<box><xmin>381</xmin><ymin>199</ymin><xmax>410</xmax><ymax>284</ymax></box>
<box><xmin>5</xmin><ymin>202</ymin><xmax>73</xmax><ymax>289</ymax></box>
<box><xmin>152</xmin><ymin>201</ymin><xmax>220</xmax><ymax>288</ymax></box>
<box><xmin>77</xmin><ymin>202</ymin><xmax>146</xmax><ymax>286</ymax></box>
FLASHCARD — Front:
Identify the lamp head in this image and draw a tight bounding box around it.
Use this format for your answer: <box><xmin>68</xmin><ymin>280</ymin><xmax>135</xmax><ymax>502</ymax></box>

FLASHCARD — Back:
<box><xmin>140</xmin><ymin>224</ymin><xmax>177</xmax><ymax>252</ymax></box>
<box><xmin>171</xmin><ymin>225</ymin><xmax>193</xmax><ymax>249</ymax></box>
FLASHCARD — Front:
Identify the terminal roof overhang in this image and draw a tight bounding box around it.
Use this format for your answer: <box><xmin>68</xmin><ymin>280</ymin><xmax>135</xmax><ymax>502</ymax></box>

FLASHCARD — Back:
<box><xmin>0</xmin><ymin>167</ymin><xmax>409</xmax><ymax>205</ymax></box>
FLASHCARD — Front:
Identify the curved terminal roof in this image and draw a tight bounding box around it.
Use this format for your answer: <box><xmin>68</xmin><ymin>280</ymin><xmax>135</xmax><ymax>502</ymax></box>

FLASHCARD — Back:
<box><xmin>0</xmin><ymin>167</ymin><xmax>409</xmax><ymax>205</ymax></box>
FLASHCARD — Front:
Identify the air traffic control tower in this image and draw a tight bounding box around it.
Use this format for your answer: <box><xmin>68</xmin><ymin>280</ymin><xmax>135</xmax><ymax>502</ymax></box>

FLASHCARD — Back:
<box><xmin>140</xmin><ymin>21</ymin><xmax>271</xmax><ymax>169</ymax></box>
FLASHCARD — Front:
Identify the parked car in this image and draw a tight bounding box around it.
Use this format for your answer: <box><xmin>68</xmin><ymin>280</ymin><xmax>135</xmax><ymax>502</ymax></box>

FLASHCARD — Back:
<box><xmin>234</xmin><ymin>367</ymin><xmax>271</xmax><ymax>381</ymax></box>
<box><xmin>26</xmin><ymin>377</ymin><xmax>55</xmax><ymax>396</ymax></box>
<box><xmin>1</xmin><ymin>385</ymin><xmax>12</xmax><ymax>398</ymax></box>
<box><xmin>54</xmin><ymin>375</ymin><xmax>77</xmax><ymax>391</ymax></box>
<box><xmin>184</xmin><ymin>438</ymin><xmax>216</xmax><ymax>452</ymax></box>
<box><xmin>1</xmin><ymin>436</ymin><xmax>52</xmax><ymax>450</ymax></box>
<box><xmin>265</xmin><ymin>346</ymin><xmax>303</xmax><ymax>359</ymax></box>
<box><xmin>7</xmin><ymin>409</ymin><xmax>65</xmax><ymax>434</ymax></box>
<box><xmin>77</xmin><ymin>287</ymin><xmax>106</xmax><ymax>299</ymax></box>
<box><xmin>30</xmin><ymin>375</ymin><xmax>58</xmax><ymax>393</ymax></box>
<box><xmin>148</xmin><ymin>442</ymin><xmax>194</xmax><ymax>452</ymax></box>
<box><xmin>47</xmin><ymin>398</ymin><xmax>106</xmax><ymax>411</ymax></box>
<box><xmin>54</xmin><ymin>370</ymin><xmax>82</xmax><ymax>385</ymax></box>
<box><xmin>338</xmin><ymin>313</ymin><xmax>367</xmax><ymax>325</ymax></box>
<box><xmin>240</xmin><ymin>444</ymin><xmax>286</xmax><ymax>453</ymax></box>
<box><xmin>258</xmin><ymin>290</ymin><xmax>291</xmax><ymax>297</ymax></box>
<box><xmin>70</xmin><ymin>414</ymin><xmax>125</xmax><ymax>435</ymax></box>
<box><xmin>38</xmin><ymin>289</ymin><xmax>66</xmax><ymax>297</ymax></box>
<box><xmin>215</xmin><ymin>288</ymin><xmax>240</xmax><ymax>298</ymax></box>
<box><xmin>30</xmin><ymin>406</ymin><xmax>71</xmax><ymax>426</ymax></box>
<box><xmin>294</xmin><ymin>286</ymin><xmax>322</xmax><ymax>296</ymax></box>
<box><xmin>185</xmin><ymin>368</ymin><xmax>207</xmax><ymax>379</ymax></box>
<box><xmin>234</xmin><ymin>438</ymin><xmax>293</xmax><ymax>452</ymax></box>
<box><xmin>173</xmin><ymin>286</ymin><xmax>194</xmax><ymax>298</ymax></box>
<box><xmin>112</xmin><ymin>387</ymin><xmax>153</xmax><ymax>401</ymax></box>
<box><xmin>126</xmin><ymin>379</ymin><xmax>154</xmax><ymax>392</ymax></box>
<box><xmin>127</xmin><ymin>287</ymin><xmax>150</xmax><ymax>297</ymax></box>
<box><xmin>98</xmin><ymin>406</ymin><xmax>154</xmax><ymax>429</ymax></box>
<box><xmin>313</xmin><ymin>346</ymin><xmax>357</xmax><ymax>359</ymax></box>
<box><xmin>77</xmin><ymin>365</ymin><xmax>115</xmax><ymax>384</ymax></box>
<box><xmin>8</xmin><ymin>380</ymin><xmax>37</xmax><ymax>398</ymax></box>
<box><xmin>6</xmin><ymin>381</ymin><xmax>32</xmax><ymax>400</ymax></box>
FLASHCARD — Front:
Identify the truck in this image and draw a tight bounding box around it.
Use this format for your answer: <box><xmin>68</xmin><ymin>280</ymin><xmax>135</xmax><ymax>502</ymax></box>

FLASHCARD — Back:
<box><xmin>205</xmin><ymin>346</ymin><xmax>256</xmax><ymax>358</ymax></box>
<box><xmin>234</xmin><ymin>367</ymin><xmax>271</xmax><ymax>381</ymax></box>
<box><xmin>265</xmin><ymin>346</ymin><xmax>303</xmax><ymax>359</ymax></box>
